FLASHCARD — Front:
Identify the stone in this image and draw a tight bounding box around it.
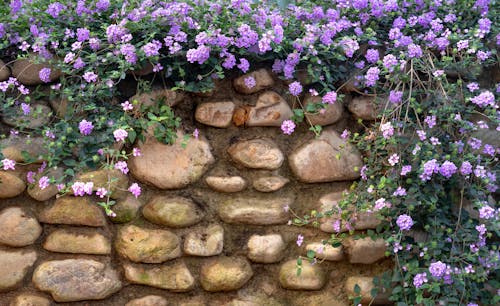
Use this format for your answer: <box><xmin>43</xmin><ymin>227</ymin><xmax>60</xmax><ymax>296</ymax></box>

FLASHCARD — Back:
<box><xmin>43</xmin><ymin>229</ymin><xmax>111</xmax><ymax>255</ymax></box>
<box><xmin>116</xmin><ymin>225</ymin><xmax>181</xmax><ymax>263</ymax></box>
<box><xmin>195</xmin><ymin>101</ymin><xmax>235</xmax><ymax>128</ymax></box>
<box><xmin>218</xmin><ymin>196</ymin><xmax>292</xmax><ymax>225</ymax></box>
<box><xmin>305</xmin><ymin>242</ymin><xmax>344</xmax><ymax>261</ymax></box>
<box><xmin>39</xmin><ymin>196</ymin><xmax>106</xmax><ymax>227</ymax></box>
<box><xmin>10</xmin><ymin>294</ymin><xmax>51</xmax><ymax>306</ymax></box>
<box><xmin>0</xmin><ymin>171</ymin><xmax>26</xmax><ymax>198</ymax></box>
<box><xmin>318</xmin><ymin>192</ymin><xmax>381</xmax><ymax>233</ymax></box>
<box><xmin>0</xmin><ymin>207</ymin><xmax>42</xmax><ymax>247</ymax></box>
<box><xmin>246</xmin><ymin>91</ymin><xmax>293</xmax><ymax>127</ymax></box>
<box><xmin>111</xmin><ymin>195</ymin><xmax>142</xmax><ymax>223</ymax></box>
<box><xmin>178</xmin><ymin>298</ymin><xmax>207</xmax><ymax>306</ymax></box>
<box><xmin>183</xmin><ymin>224</ymin><xmax>224</xmax><ymax>256</ymax></box>
<box><xmin>143</xmin><ymin>196</ymin><xmax>204</xmax><ymax>228</ymax></box>
<box><xmin>347</xmin><ymin>96</ymin><xmax>377</xmax><ymax>120</ymax></box>
<box><xmin>279</xmin><ymin>260</ymin><xmax>326</xmax><ymax>290</ymax></box>
<box><xmin>125</xmin><ymin>295</ymin><xmax>168</xmax><ymax>306</ymax></box>
<box><xmin>253</xmin><ymin>176</ymin><xmax>289</xmax><ymax>192</ymax></box>
<box><xmin>3</xmin><ymin>103</ymin><xmax>52</xmax><ymax>130</ymax></box>
<box><xmin>76</xmin><ymin>169</ymin><xmax>129</xmax><ymax>199</ymax></box>
<box><xmin>228</xmin><ymin>139</ymin><xmax>284</xmax><ymax>170</ymax></box>
<box><xmin>129</xmin><ymin>131</ymin><xmax>214</xmax><ymax>189</ymax></box>
<box><xmin>124</xmin><ymin>261</ymin><xmax>195</xmax><ymax>292</ymax></box>
<box><xmin>345</xmin><ymin>276</ymin><xmax>391</xmax><ymax>305</ymax></box>
<box><xmin>247</xmin><ymin>234</ymin><xmax>286</xmax><ymax>263</ymax></box>
<box><xmin>200</xmin><ymin>257</ymin><xmax>253</xmax><ymax>292</ymax></box>
<box><xmin>0</xmin><ymin>59</ymin><xmax>10</xmax><ymax>81</ymax></box>
<box><xmin>304</xmin><ymin>95</ymin><xmax>345</xmax><ymax>126</ymax></box>
<box><xmin>343</xmin><ymin>237</ymin><xmax>387</xmax><ymax>264</ymax></box>
<box><xmin>130</xmin><ymin>87</ymin><xmax>185</xmax><ymax>108</ymax></box>
<box><xmin>0</xmin><ymin>249</ymin><xmax>37</xmax><ymax>291</ymax></box>
<box><xmin>289</xmin><ymin>129</ymin><xmax>363</xmax><ymax>183</ymax></box>
<box><xmin>233</xmin><ymin>69</ymin><xmax>274</xmax><ymax>94</ymax></box>
<box><xmin>32</xmin><ymin>259</ymin><xmax>122</xmax><ymax>302</ymax></box>
<box><xmin>12</xmin><ymin>56</ymin><xmax>62</xmax><ymax>85</ymax></box>
<box><xmin>292</xmin><ymin>293</ymin><xmax>346</xmax><ymax>306</ymax></box>
<box><xmin>0</xmin><ymin>135</ymin><xmax>47</xmax><ymax>162</ymax></box>
<box><xmin>205</xmin><ymin>176</ymin><xmax>247</xmax><ymax>193</ymax></box>
<box><xmin>27</xmin><ymin>167</ymin><xmax>63</xmax><ymax>201</ymax></box>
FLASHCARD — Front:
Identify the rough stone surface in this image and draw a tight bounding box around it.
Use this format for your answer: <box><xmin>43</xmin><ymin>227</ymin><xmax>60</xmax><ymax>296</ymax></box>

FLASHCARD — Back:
<box><xmin>195</xmin><ymin>101</ymin><xmax>235</xmax><ymax>128</ymax></box>
<box><xmin>0</xmin><ymin>171</ymin><xmax>26</xmax><ymax>199</ymax></box>
<box><xmin>305</xmin><ymin>242</ymin><xmax>344</xmax><ymax>261</ymax></box>
<box><xmin>304</xmin><ymin>95</ymin><xmax>345</xmax><ymax>126</ymax></box>
<box><xmin>0</xmin><ymin>207</ymin><xmax>42</xmax><ymax>247</ymax></box>
<box><xmin>0</xmin><ymin>249</ymin><xmax>37</xmax><ymax>291</ymax></box>
<box><xmin>115</xmin><ymin>225</ymin><xmax>181</xmax><ymax>263</ymax></box>
<box><xmin>129</xmin><ymin>132</ymin><xmax>214</xmax><ymax>189</ymax></box>
<box><xmin>279</xmin><ymin>260</ymin><xmax>326</xmax><ymax>290</ymax></box>
<box><xmin>3</xmin><ymin>103</ymin><xmax>52</xmax><ymax>130</ymax></box>
<box><xmin>205</xmin><ymin>176</ymin><xmax>247</xmax><ymax>193</ymax></box>
<box><xmin>344</xmin><ymin>237</ymin><xmax>387</xmax><ymax>264</ymax></box>
<box><xmin>111</xmin><ymin>195</ymin><xmax>142</xmax><ymax>223</ymax></box>
<box><xmin>77</xmin><ymin>169</ymin><xmax>129</xmax><ymax>199</ymax></box>
<box><xmin>131</xmin><ymin>88</ymin><xmax>185</xmax><ymax>108</ymax></box>
<box><xmin>12</xmin><ymin>57</ymin><xmax>62</xmax><ymax>85</ymax></box>
<box><xmin>200</xmin><ymin>257</ymin><xmax>253</xmax><ymax>292</ymax></box>
<box><xmin>228</xmin><ymin>139</ymin><xmax>284</xmax><ymax>170</ymax></box>
<box><xmin>0</xmin><ymin>59</ymin><xmax>10</xmax><ymax>81</ymax></box>
<box><xmin>27</xmin><ymin>167</ymin><xmax>63</xmax><ymax>201</ymax></box>
<box><xmin>253</xmin><ymin>176</ymin><xmax>289</xmax><ymax>192</ymax></box>
<box><xmin>32</xmin><ymin>259</ymin><xmax>122</xmax><ymax>302</ymax></box>
<box><xmin>233</xmin><ymin>69</ymin><xmax>274</xmax><ymax>94</ymax></box>
<box><xmin>345</xmin><ymin>276</ymin><xmax>391</xmax><ymax>305</ymax></box>
<box><xmin>9</xmin><ymin>294</ymin><xmax>51</xmax><ymax>306</ymax></box>
<box><xmin>43</xmin><ymin>229</ymin><xmax>111</xmax><ymax>255</ymax></box>
<box><xmin>292</xmin><ymin>292</ymin><xmax>346</xmax><ymax>306</ymax></box>
<box><xmin>347</xmin><ymin>96</ymin><xmax>377</xmax><ymax>120</ymax></box>
<box><xmin>289</xmin><ymin>129</ymin><xmax>363</xmax><ymax>183</ymax></box>
<box><xmin>247</xmin><ymin>234</ymin><xmax>286</xmax><ymax>263</ymax></box>
<box><xmin>246</xmin><ymin>91</ymin><xmax>293</xmax><ymax>127</ymax></box>
<box><xmin>218</xmin><ymin>196</ymin><xmax>292</xmax><ymax>225</ymax></box>
<box><xmin>183</xmin><ymin>224</ymin><xmax>224</xmax><ymax>256</ymax></box>
<box><xmin>39</xmin><ymin>196</ymin><xmax>106</xmax><ymax>227</ymax></box>
<box><xmin>124</xmin><ymin>261</ymin><xmax>195</xmax><ymax>292</ymax></box>
<box><xmin>0</xmin><ymin>135</ymin><xmax>47</xmax><ymax>162</ymax></box>
<box><xmin>125</xmin><ymin>295</ymin><xmax>168</xmax><ymax>306</ymax></box>
<box><xmin>143</xmin><ymin>196</ymin><xmax>204</xmax><ymax>228</ymax></box>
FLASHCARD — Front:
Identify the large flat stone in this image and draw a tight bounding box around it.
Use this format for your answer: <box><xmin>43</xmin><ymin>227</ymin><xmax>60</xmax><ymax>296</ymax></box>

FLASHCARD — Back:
<box><xmin>0</xmin><ymin>207</ymin><xmax>42</xmax><ymax>247</ymax></box>
<box><xmin>195</xmin><ymin>101</ymin><xmax>235</xmax><ymax>128</ymax></box>
<box><xmin>228</xmin><ymin>139</ymin><xmax>284</xmax><ymax>170</ymax></box>
<box><xmin>142</xmin><ymin>196</ymin><xmax>204</xmax><ymax>228</ymax></box>
<box><xmin>279</xmin><ymin>260</ymin><xmax>326</xmax><ymax>290</ymax></box>
<box><xmin>43</xmin><ymin>229</ymin><xmax>111</xmax><ymax>255</ymax></box>
<box><xmin>39</xmin><ymin>197</ymin><xmax>106</xmax><ymax>227</ymax></box>
<box><xmin>200</xmin><ymin>257</ymin><xmax>253</xmax><ymax>292</ymax></box>
<box><xmin>0</xmin><ymin>249</ymin><xmax>37</xmax><ymax>291</ymax></box>
<box><xmin>218</xmin><ymin>196</ymin><xmax>292</xmax><ymax>225</ymax></box>
<box><xmin>183</xmin><ymin>224</ymin><xmax>224</xmax><ymax>256</ymax></box>
<box><xmin>124</xmin><ymin>261</ymin><xmax>195</xmax><ymax>292</ymax></box>
<box><xmin>0</xmin><ymin>171</ymin><xmax>26</xmax><ymax>199</ymax></box>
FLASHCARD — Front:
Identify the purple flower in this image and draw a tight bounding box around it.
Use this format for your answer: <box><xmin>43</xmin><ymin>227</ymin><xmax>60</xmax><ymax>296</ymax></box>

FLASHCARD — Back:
<box><xmin>21</xmin><ymin>103</ymin><xmax>30</xmax><ymax>115</ymax></box>
<box><xmin>365</xmin><ymin>48</ymin><xmax>379</xmax><ymax>63</ymax></box>
<box><xmin>73</xmin><ymin>57</ymin><xmax>85</xmax><ymax>69</ymax></box>
<box><xmin>429</xmin><ymin>261</ymin><xmax>447</xmax><ymax>278</ymax></box>
<box><xmin>281</xmin><ymin>120</ymin><xmax>296</xmax><ymax>135</ymax></box>
<box><xmin>96</xmin><ymin>187</ymin><xmax>107</xmax><ymax>198</ymax></box>
<box><xmin>322</xmin><ymin>91</ymin><xmax>337</xmax><ymax>104</ymax></box>
<box><xmin>374</xmin><ymin>198</ymin><xmax>391</xmax><ymax>210</ymax></box>
<box><xmin>401</xmin><ymin>165</ymin><xmax>412</xmax><ymax>176</ymax></box>
<box><xmin>39</xmin><ymin>68</ymin><xmax>51</xmax><ymax>83</ymax></box>
<box><xmin>192</xmin><ymin>128</ymin><xmax>199</xmax><ymax>139</ymax></box>
<box><xmin>413</xmin><ymin>273</ymin><xmax>428</xmax><ymax>288</ymax></box>
<box><xmin>396</xmin><ymin>214</ymin><xmax>413</xmax><ymax>231</ymax></box>
<box><xmin>106</xmin><ymin>24</ymin><xmax>128</xmax><ymax>44</ymax></box>
<box><xmin>380</xmin><ymin>122</ymin><xmax>394</xmax><ymax>139</ymax></box>
<box><xmin>439</xmin><ymin>161</ymin><xmax>457</xmax><ymax>178</ymax></box>
<box><xmin>479</xmin><ymin>205</ymin><xmax>496</xmax><ymax>219</ymax></box>
<box><xmin>1</xmin><ymin>158</ymin><xmax>16</xmax><ymax>170</ymax></box>
<box><xmin>383</xmin><ymin>54</ymin><xmax>398</xmax><ymax>71</ymax></box>
<box><xmin>244</xmin><ymin>76</ymin><xmax>256</xmax><ymax>89</ymax></box>
<box><xmin>424</xmin><ymin>115</ymin><xmax>436</xmax><ymax>128</ymax></box>
<box><xmin>114</xmin><ymin>161</ymin><xmax>129</xmax><ymax>174</ymax></box>
<box><xmin>186</xmin><ymin>45</ymin><xmax>210</xmax><ymax>65</ymax></box>
<box><xmin>393</xmin><ymin>186</ymin><xmax>407</xmax><ymax>197</ymax></box>
<box><xmin>365</xmin><ymin>67</ymin><xmax>380</xmax><ymax>87</ymax></box>
<box><xmin>128</xmin><ymin>183</ymin><xmax>141</xmax><ymax>198</ymax></box>
<box><xmin>120</xmin><ymin>44</ymin><xmax>137</xmax><ymax>64</ymax></box>
<box><xmin>142</xmin><ymin>40</ymin><xmax>162</xmax><ymax>57</ymax></box>
<box><xmin>113</xmin><ymin>129</ymin><xmax>128</xmax><ymax>142</ymax></box>
<box><xmin>470</xmin><ymin>91</ymin><xmax>495</xmax><ymax>108</ymax></box>
<box><xmin>296</xmin><ymin>234</ymin><xmax>304</xmax><ymax>247</ymax></box>
<box><xmin>389</xmin><ymin>90</ymin><xmax>403</xmax><ymax>104</ymax></box>
<box><xmin>388</xmin><ymin>153</ymin><xmax>399</xmax><ymax>166</ymax></box>
<box><xmin>237</xmin><ymin>58</ymin><xmax>250</xmax><ymax>73</ymax></box>
<box><xmin>46</xmin><ymin>2</ymin><xmax>65</xmax><ymax>18</ymax></box>
<box><xmin>132</xmin><ymin>148</ymin><xmax>141</xmax><ymax>157</ymax></box>
<box><xmin>289</xmin><ymin>81</ymin><xmax>302</xmax><ymax>96</ymax></box>
<box><xmin>407</xmin><ymin>44</ymin><xmax>423</xmax><ymax>58</ymax></box>
<box><xmin>79</xmin><ymin>120</ymin><xmax>94</xmax><ymax>135</ymax></box>
<box><xmin>121</xmin><ymin>101</ymin><xmax>133</xmax><ymax>111</ymax></box>
<box><xmin>38</xmin><ymin>176</ymin><xmax>50</xmax><ymax>190</ymax></box>
<box><xmin>419</xmin><ymin>159</ymin><xmax>440</xmax><ymax>181</ymax></box>
<box><xmin>83</xmin><ymin>71</ymin><xmax>98</xmax><ymax>83</ymax></box>
<box><xmin>76</xmin><ymin>28</ymin><xmax>90</xmax><ymax>42</ymax></box>
<box><xmin>72</xmin><ymin>181</ymin><xmax>93</xmax><ymax>196</ymax></box>
<box><xmin>95</xmin><ymin>0</ymin><xmax>110</xmax><ymax>11</ymax></box>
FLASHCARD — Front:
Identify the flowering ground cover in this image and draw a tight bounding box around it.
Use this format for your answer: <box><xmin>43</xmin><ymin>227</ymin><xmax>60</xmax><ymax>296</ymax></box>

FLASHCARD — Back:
<box><xmin>0</xmin><ymin>0</ymin><xmax>498</xmax><ymax>305</ymax></box>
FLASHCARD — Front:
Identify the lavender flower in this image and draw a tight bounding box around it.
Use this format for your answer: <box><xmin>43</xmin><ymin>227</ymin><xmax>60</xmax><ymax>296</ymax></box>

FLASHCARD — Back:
<box><xmin>96</xmin><ymin>187</ymin><xmax>107</xmax><ymax>198</ymax></box>
<box><xmin>281</xmin><ymin>120</ymin><xmax>296</xmax><ymax>135</ymax></box>
<box><xmin>186</xmin><ymin>45</ymin><xmax>210</xmax><ymax>65</ymax></box>
<box><xmin>388</xmin><ymin>153</ymin><xmax>399</xmax><ymax>166</ymax></box>
<box><xmin>365</xmin><ymin>48</ymin><xmax>379</xmax><ymax>63</ymax></box>
<box><xmin>439</xmin><ymin>161</ymin><xmax>457</xmax><ymax>178</ymax></box>
<box><xmin>128</xmin><ymin>183</ymin><xmax>141</xmax><ymax>198</ymax></box>
<box><xmin>244</xmin><ymin>76</ymin><xmax>256</xmax><ymax>89</ymax></box>
<box><xmin>479</xmin><ymin>205</ymin><xmax>496</xmax><ymax>219</ymax></box>
<box><xmin>396</xmin><ymin>214</ymin><xmax>414</xmax><ymax>231</ymax></box>
<box><xmin>365</xmin><ymin>67</ymin><xmax>380</xmax><ymax>87</ymax></box>
<box><xmin>289</xmin><ymin>81</ymin><xmax>302</xmax><ymax>96</ymax></box>
<box><xmin>470</xmin><ymin>91</ymin><xmax>495</xmax><ymax>108</ymax></box>
<box><xmin>1</xmin><ymin>158</ymin><xmax>16</xmax><ymax>170</ymax></box>
<box><xmin>83</xmin><ymin>71</ymin><xmax>98</xmax><ymax>83</ymax></box>
<box><xmin>79</xmin><ymin>120</ymin><xmax>94</xmax><ymax>135</ymax></box>
<box><xmin>114</xmin><ymin>161</ymin><xmax>129</xmax><ymax>174</ymax></box>
<box><xmin>38</xmin><ymin>176</ymin><xmax>50</xmax><ymax>190</ymax></box>
<box><xmin>296</xmin><ymin>234</ymin><xmax>304</xmax><ymax>247</ymax></box>
<box><xmin>380</xmin><ymin>122</ymin><xmax>394</xmax><ymax>139</ymax></box>
<box><xmin>429</xmin><ymin>261</ymin><xmax>447</xmax><ymax>278</ymax></box>
<box><xmin>113</xmin><ymin>129</ymin><xmax>128</xmax><ymax>142</ymax></box>
<box><xmin>401</xmin><ymin>165</ymin><xmax>412</xmax><ymax>176</ymax></box>
<box><xmin>413</xmin><ymin>273</ymin><xmax>428</xmax><ymax>288</ymax></box>
<box><xmin>39</xmin><ymin>68</ymin><xmax>51</xmax><ymax>83</ymax></box>
<box><xmin>419</xmin><ymin>159</ymin><xmax>440</xmax><ymax>181</ymax></box>
<box><xmin>322</xmin><ymin>91</ymin><xmax>337</xmax><ymax>104</ymax></box>
<box><xmin>389</xmin><ymin>90</ymin><xmax>403</xmax><ymax>104</ymax></box>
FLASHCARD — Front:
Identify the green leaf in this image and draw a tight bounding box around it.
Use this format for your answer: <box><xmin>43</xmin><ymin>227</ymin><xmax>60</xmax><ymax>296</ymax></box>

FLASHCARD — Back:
<box><xmin>306</xmin><ymin>250</ymin><xmax>316</xmax><ymax>259</ymax></box>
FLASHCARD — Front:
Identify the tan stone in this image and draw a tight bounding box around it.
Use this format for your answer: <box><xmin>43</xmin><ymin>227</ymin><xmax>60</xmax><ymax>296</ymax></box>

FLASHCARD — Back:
<box><xmin>205</xmin><ymin>176</ymin><xmax>247</xmax><ymax>193</ymax></box>
<box><xmin>218</xmin><ymin>196</ymin><xmax>292</xmax><ymax>225</ymax></box>
<box><xmin>289</xmin><ymin>129</ymin><xmax>363</xmax><ymax>183</ymax></box>
<box><xmin>43</xmin><ymin>229</ymin><xmax>111</xmax><ymax>255</ymax></box>
<box><xmin>32</xmin><ymin>259</ymin><xmax>122</xmax><ymax>302</ymax></box>
<box><xmin>195</xmin><ymin>101</ymin><xmax>235</xmax><ymax>128</ymax></box>
<box><xmin>0</xmin><ymin>59</ymin><xmax>10</xmax><ymax>81</ymax></box>
<box><xmin>253</xmin><ymin>176</ymin><xmax>289</xmax><ymax>192</ymax></box>
<box><xmin>116</xmin><ymin>225</ymin><xmax>181</xmax><ymax>263</ymax></box>
<box><xmin>27</xmin><ymin>167</ymin><xmax>63</xmax><ymax>201</ymax></box>
<box><xmin>0</xmin><ymin>207</ymin><xmax>42</xmax><ymax>247</ymax></box>
<box><xmin>304</xmin><ymin>94</ymin><xmax>345</xmax><ymax>126</ymax></box>
<box><xmin>125</xmin><ymin>295</ymin><xmax>168</xmax><ymax>306</ymax></box>
<box><xmin>0</xmin><ymin>171</ymin><xmax>26</xmax><ymax>198</ymax></box>
<box><xmin>228</xmin><ymin>139</ymin><xmax>284</xmax><ymax>170</ymax></box>
<box><xmin>200</xmin><ymin>257</ymin><xmax>253</xmax><ymax>292</ymax></box>
<box><xmin>279</xmin><ymin>260</ymin><xmax>326</xmax><ymax>290</ymax></box>
<box><xmin>76</xmin><ymin>169</ymin><xmax>128</xmax><ymax>199</ymax></box>
<box><xmin>345</xmin><ymin>276</ymin><xmax>391</xmax><ymax>305</ymax></box>
<box><xmin>12</xmin><ymin>56</ymin><xmax>62</xmax><ymax>85</ymax></box>
<box><xmin>247</xmin><ymin>234</ymin><xmax>286</xmax><ymax>263</ymax></box>
<box><xmin>233</xmin><ymin>69</ymin><xmax>274</xmax><ymax>94</ymax></box>
<box><xmin>111</xmin><ymin>195</ymin><xmax>142</xmax><ymax>223</ymax></box>
<box><xmin>10</xmin><ymin>294</ymin><xmax>51</xmax><ymax>306</ymax></box>
<box><xmin>124</xmin><ymin>261</ymin><xmax>194</xmax><ymax>292</ymax></box>
<box><xmin>129</xmin><ymin>131</ymin><xmax>214</xmax><ymax>189</ymax></box>
<box><xmin>130</xmin><ymin>87</ymin><xmax>185</xmax><ymax>108</ymax></box>
<box><xmin>348</xmin><ymin>96</ymin><xmax>377</xmax><ymax>120</ymax></box>
<box><xmin>183</xmin><ymin>224</ymin><xmax>224</xmax><ymax>256</ymax></box>
<box><xmin>246</xmin><ymin>91</ymin><xmax>293</xmax><ymax>127</ymax></box>
<box><xmin>39</xmin><ymin>196</ymin><xmax>106</xmax><ymax>227</ymax></box>
<box><xmin>293</xmin><ymin>292</ymin><xmax>346</xmax><ymax>306</ymax></box>
<box><xmin>0</xmin><ymin>135</ymin><xmax>47</xmax><ymax>163</ymax></box>
<box><xmin>305</xmin><ymin>242</ymin><xmax>344</xmax><ymax>261</ymax></box>
<box><xmin>143</xmin><ymin>196</ymin><xmax>204</xmax><ymax>228</ymax></box>
<box><xmin>0</xmin><ymin>249</ymin><xmax>37</xmax><ymax>291</ymax></box>
<box><xmin>343</xmin><ymin>237</ymin><xmax>387</xmax><ymax>264</ymax></box>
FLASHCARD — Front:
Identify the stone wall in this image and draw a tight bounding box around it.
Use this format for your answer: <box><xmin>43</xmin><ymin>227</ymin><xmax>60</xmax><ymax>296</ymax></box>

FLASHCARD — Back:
<box><xmin>0</xmin><ymin>67</ymin><xmax>393</xmax><ymax>305</ymax></box>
